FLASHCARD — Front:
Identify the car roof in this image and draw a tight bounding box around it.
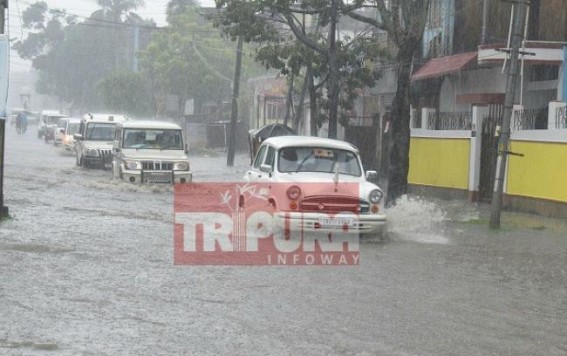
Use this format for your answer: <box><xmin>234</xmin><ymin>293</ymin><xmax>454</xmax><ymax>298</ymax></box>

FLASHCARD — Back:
<box><xmin>261</xmin><ymin>136</ymin><xmax>359</xmax><ymax>152</ymax></box>
<box><xmin>68</xmin><ymin>118</ymin><xmax>81</xmax><ymax>123</ymax></box>
<box><xmin>82</xmin><ymin>113</ymin><xmax>129</xmax><ymax>123</ymax></box>
<box><xmin>117</xmin><ymin>120</ymin><xmax>182</xmax><ymax>130</ymax></box>
<box><xmin>41</xmin><ymin>110</ymin><xmax>63</xmax><ymax>116</ymax></box>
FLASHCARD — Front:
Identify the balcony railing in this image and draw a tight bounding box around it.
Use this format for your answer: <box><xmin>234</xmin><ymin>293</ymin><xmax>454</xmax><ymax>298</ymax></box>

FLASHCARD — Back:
<box><xmin>556</xmin><ymin>105</ymin><xmax>567</xmax><ymax>129</ymax></box>
<box><xmin>512</xmin><ymin>108</ymin><xmax>547</xmax><ymax>130</ymax></box>
<box><xmin>427</xmin><ymin>111</ymin><xmax>472</xmax><ymax>130</ymax></box>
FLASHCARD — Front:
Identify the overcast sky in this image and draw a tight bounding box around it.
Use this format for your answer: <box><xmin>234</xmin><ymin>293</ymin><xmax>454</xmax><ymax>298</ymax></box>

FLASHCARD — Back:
<box><xmin>8</xmin><ymin>0</ymin><xmax>217</xmax><ymax>71</ymax></box>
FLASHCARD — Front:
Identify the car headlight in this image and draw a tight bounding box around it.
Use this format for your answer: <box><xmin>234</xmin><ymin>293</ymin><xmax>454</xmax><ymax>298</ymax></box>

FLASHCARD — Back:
<box><xmin>85</xmin><ymin>149</ymin><xmax>100</xmax><ymax>157</ymax></box>
<box><xmin>124</xmin><ymin>160</ymin><xmax>141</xmax><ymax>170</ymax></box>
<box><xmin>173</xmin><ymin>161</ymin><xmax>189</xmax><ymax>171</ymax></box>
<box><xmin>368</xmin><ymin>189</ymin><xmax>383</xmax><ymax>204</ymax></box>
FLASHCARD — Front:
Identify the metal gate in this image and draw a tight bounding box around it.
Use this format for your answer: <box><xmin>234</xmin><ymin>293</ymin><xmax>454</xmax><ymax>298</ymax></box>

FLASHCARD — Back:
<box><xmin>479</xmin><ymin>104</ymin><xmax>503</xmax><ymax>201</ymax></box>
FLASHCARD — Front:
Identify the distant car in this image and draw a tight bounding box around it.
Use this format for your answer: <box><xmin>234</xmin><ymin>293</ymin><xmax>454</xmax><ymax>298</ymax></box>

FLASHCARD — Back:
<box><xmin>55</xmin><ymin>118</ymin><xmax>81</xmax><ymax>152</ymax></box>
<box><xmin>112</xmin><ymin>120</ymin><xmax>192</xmax><ymax>184</ymax></box>
<box><xmin>74</xmin><ymin>113</ymin><xmax>130</xmax><ymax>169</ymax></box>
<box><xmin>245</xmin><ymin>136</ymin><xmax>387</xmax><ymax>239</ymax></box>
<box><xmin>38</xmin><ymin>110</ymin><xmax>67</xmax><ymax>141</ymax></box>
<box><xmin>53</xmin><ymin>118</ymin><xmax>68</xmax><ymax>146</ymax></box>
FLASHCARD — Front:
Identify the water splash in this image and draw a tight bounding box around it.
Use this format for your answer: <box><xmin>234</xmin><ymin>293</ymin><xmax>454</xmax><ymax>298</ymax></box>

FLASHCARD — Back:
<box><xmin>386</xmin><ymin>195</ymin><xmax>449</xmax><ymax>244</ymax></box>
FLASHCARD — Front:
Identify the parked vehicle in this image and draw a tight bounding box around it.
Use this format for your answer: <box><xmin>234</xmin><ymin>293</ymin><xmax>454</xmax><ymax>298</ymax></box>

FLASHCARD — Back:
<box><xmin>112</xmin><ymin>120</ymin><xmax>192</xmax><ymax>184</ymax></box>
<box><xmin>245</xmin><ymin>136</ymin><xmax>387</xmax><ymax>239</ymax></box>
<box><xmin>55</xmin><ymin>118</ymin><xmax>81</xmax><ymax>152</ymax></box>
<box><xmin>38</xmin><ymin>110</ymin><xmax>67</xmax><ymax>141</ymax></box>
<box><xmin>74</xmin><ymin>113</ymin><xmax>129</xmax><ymax>169</ymax></box>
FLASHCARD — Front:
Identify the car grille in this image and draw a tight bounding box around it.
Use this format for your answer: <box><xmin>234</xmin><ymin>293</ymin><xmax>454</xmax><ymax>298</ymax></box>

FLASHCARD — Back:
<box><xmin>142</xmin><ymin>161</ymin><xmax>174</xmax><ymax>171</ymax></box>
<box><xmin>100</xmin><ymin>149</ymin><xmax>113</xmax><ymax>163</ymax></box>
<box><xmin>299</xmin><ymin>196</ymin><xmax>369</xmax><ymax>214</ymax></box>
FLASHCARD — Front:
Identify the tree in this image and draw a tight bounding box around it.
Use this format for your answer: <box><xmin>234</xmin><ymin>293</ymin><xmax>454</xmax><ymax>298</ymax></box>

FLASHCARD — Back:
<box><xmin>214</xmin><ymin>0</ymin><xmax>381</xmax><ymax>138</ymax></box>
<box><xmin>345</xmin><ymin>0</ymin><xmax>431</xmax><ymax>205</ymax></box>
<box><xmin>97</xmin><ymin>71</ymin><xmax>153</xmax><ymax>116</ymax></box>
<box><xmin>91</xmin><ymin>0</ymin><xmax>146</xmax><ymax>69</ymax></box>
<box><xmin>15</xmin><ymin>1</ymin><xmax>155</xmax><ymax>112</ymax></box>
<box><xmin>138</xmin><ymin>2</ymin><xmax>239</xmax><ymax>117</ymax></box>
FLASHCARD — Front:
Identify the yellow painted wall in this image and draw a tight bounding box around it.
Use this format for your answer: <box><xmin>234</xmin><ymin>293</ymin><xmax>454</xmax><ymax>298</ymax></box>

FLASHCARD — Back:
<box><xmin>507</xmin><ymin>140</ymin><xmax>567</xmax><ymax>203</ymax></box>
<box><xmin>408</xmin><ymin>137</ymin><xmax>470</xmax><ymax>190</ymax></box>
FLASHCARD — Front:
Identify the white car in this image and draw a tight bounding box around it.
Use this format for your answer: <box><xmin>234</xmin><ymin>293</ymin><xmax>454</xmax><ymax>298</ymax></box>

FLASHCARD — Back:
<box><xmin>75</xmin><ymin>113</ymin><xmax>130</xmax><ymax>169</ymax></box>
<box><xmin>245</xmin><ymin>136</ymin><xmax>387</xmax><ymax>239</ymax></box>
<box><xmin>55</xmin><ymin>118</ymin><xmax>81</xmax><ymax>152</ymax></box>
<box><xmin>111</xmin><ymin>120</ymin><xmax>192</xmax><ymax>184</ymax></box>
<box><xmin>38</xmin><ymin>110</ymin><xmax>66</xmax><ymax>141</ymax></box>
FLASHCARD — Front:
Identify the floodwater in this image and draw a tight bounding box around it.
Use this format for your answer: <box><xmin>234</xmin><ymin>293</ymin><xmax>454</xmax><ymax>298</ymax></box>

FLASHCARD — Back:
<box><xmin>1</xmin><ymin>125</ymin><xmax>566</xmax><ymax>355</ymax></box>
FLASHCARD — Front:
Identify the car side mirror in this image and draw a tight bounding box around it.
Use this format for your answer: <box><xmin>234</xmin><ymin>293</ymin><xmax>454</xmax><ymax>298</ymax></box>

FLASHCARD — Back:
<box><xmin>365</xmin><ymin>170</ymin><xmax>378</xmax><ymax>181</ymax></box>
<box><xmin>115</xmin><ymin>147</ymin><xmax>121</xmax><ymax>152</ymax></box>
<box><xmin>260</xmin><ymin>164</ymin><xmax>273</xmax><ymax>175</ymax></box>
<box><xmin>185</xmin><ymin>143</ymin><xmax>189</xmax><ymax>154</ymax></box>
<box><xmin>60</xmin><ymin>128</ymin><xmax>65</xmax><ymax>133</ymax></box>
<box><xmin>73</xmin><ymin>134</ymin><xmax>83</xmax><ymax>141</ymax></box>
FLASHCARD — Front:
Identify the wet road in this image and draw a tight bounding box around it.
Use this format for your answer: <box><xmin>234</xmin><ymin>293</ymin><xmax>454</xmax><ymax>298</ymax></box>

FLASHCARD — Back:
<box><xmin>1</xmin><ymin>125</ymin><xmax>567</xmax><ymax>355</ymax></box>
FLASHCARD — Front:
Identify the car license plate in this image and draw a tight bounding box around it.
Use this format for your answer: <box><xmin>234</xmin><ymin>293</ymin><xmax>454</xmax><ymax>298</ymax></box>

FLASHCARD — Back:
<box><xmin>318</xmin><ymin>217</ymin><xmax>354</xmax><ymax>227</ymax></box>
<box><xmin>146</xmin><ymin>172</ymin><xmax>172</xmax><ymax>184</ymax></box>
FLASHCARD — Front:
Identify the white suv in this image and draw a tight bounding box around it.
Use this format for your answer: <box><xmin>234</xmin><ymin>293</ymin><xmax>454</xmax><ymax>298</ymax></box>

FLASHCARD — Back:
<box><xmin>112</xmin><ymin>120</ymin><xmax>192</xmax><ymax>184</ymax></box>
<box><xmin>74</xmin><ymin>113</ymin><xmax>130</xmax><ymax>169</ymax></box>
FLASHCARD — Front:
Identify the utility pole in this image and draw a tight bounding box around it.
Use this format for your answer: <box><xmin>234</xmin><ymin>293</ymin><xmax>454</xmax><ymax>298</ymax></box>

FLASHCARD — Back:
<box><xmin>0</xmin><ymin>0</ymin><xmax>8</xmax><ymax>217</ymax></box>
<box><xmin>226</xmin><ymin>35</ymin><xmax>243</xmax><ymax>167</ymax></box>
<box><xmin>489</xmin><ymin>0</ymin><xmax>529</xmax><ymax>229</ymax></box>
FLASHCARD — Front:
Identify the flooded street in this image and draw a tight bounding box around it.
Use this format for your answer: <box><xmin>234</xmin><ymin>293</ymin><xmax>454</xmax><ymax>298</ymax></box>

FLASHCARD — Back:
<box><xmin>1</xmin><ymin>126</ymin><xmax>567</xmax><ymax>355</ymax></box>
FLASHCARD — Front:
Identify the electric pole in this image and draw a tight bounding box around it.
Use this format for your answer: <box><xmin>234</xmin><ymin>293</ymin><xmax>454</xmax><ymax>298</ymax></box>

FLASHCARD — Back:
<box><xmin>226</xmin><ymin>35</ymin><xmax>243</xmax><ymax>167</ymax></box>
<box><xmin>489</xmin><ymin>0</ymin><xmax>529</xmax><ymax>229</ymax></box>
<box><xmin>0</xmin><ymin>0</ymin><xmax>8</xmax><ymax>217</ymax></box>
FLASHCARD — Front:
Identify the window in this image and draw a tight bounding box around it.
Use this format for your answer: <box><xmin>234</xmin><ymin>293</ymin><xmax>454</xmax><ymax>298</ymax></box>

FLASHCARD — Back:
<box><xmin>264</xmin><ymin>146</ymin><xmax>275</xmax><ymax>168</ymax></box>
<box><xmin>277</xmin><ymin>147</ymin><xmax>362</xmax><ymax>176</ymax></box>
<box><xmin>122</xmin><ymin>129</ymin><xmax>183</xmax><ymax>149</ymax></box>
<box><xmin>253</xmin><ymin>145</ymin><xmax>267</xmax><ymax>169</ymax></box>
<box><xmin>85</xmin><ymin>123</ymin><xmax>115</xmax><ymax>141</ymax></box>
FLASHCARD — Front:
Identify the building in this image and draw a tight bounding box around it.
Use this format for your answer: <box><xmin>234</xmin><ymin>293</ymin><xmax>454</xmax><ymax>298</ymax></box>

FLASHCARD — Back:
<box><xmin>407</xmin><ymin>0</ymin><xmax>567</xmax><ymax>218</ymax></box>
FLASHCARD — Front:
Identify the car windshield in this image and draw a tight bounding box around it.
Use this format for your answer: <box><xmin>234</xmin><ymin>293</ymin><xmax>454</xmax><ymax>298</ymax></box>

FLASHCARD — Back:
<box><xmin>85</xmin><ymin>123</ymin><xmax>115</xmax><ymax>141</ymax></box>
<box><xmin>46</xmin><ymin>116</ymin><xmax>64</xmax><ymax>125</ymax></box>
<box><xmin>278</xmin><ymin>146</ymin><xmax>362</xmax><ymax>176</ymax></box>
<box><xmin>123</xmin><ymin>128</ymin><xmax>183</xmax><ymax>150</ymax></box>
<box><xmin>67</xmin><ymin>123</ymin><xmax>80</xmax><ymax>135</ymax></box>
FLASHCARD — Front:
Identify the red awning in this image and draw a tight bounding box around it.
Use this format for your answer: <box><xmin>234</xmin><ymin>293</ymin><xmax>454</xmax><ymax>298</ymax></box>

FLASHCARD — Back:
<box><xmin>412</xmin><ymin>52</ymin><xmax>477</xmax><ymax>81</ymax></box>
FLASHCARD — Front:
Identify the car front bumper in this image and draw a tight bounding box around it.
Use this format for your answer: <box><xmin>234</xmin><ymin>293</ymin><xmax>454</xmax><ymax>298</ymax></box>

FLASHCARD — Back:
<box><xmin>122</xmin><ymin>169</ymin><xmax>192</xmax><ymax>184</ymax></box>
<box><xmin>273</xmin><ymin>211</ymin><xmax>387</xmax><ymax>234</ymax></box>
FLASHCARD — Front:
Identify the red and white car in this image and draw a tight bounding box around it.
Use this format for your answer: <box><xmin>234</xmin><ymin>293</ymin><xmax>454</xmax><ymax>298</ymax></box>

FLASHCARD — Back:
<box><xmin>244</xmin><ymin>136</ymin><xmax>387</xmax><ymax>239</ymax></box>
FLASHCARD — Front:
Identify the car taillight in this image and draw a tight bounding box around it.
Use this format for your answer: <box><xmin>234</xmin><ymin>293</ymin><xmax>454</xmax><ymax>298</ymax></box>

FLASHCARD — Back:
<box><xmin>286</xmin><ymin>185</ymin><xmax>301</xmax><ymax>200</ymax></box>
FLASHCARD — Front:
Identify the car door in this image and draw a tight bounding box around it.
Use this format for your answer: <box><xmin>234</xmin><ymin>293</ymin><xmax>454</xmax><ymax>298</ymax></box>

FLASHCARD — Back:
<box><xmin>245</xmin><ymin>145</ymin><xmax>268</xmax><ymax>182</ymax></box>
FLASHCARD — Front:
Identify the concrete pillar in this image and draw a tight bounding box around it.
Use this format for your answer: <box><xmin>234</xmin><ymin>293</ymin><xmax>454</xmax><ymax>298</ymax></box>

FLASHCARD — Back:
<box><xmin>469</xmin><ymin>105</ymin><xmax>489</xmax><ymax>201</ymax></box>
<box><xmin>548</xmin><ymin>101</ymin><xmax>566</xmax><ymax>130</ymax></box>
<box><xmin>421</xmin><ymin>108</ymin><xmax>436</xmax><ymax>130</ymax></box>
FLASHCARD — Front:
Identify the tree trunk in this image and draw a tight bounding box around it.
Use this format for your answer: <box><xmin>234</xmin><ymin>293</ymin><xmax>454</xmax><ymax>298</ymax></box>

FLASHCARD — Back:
<box><xmin>327</xmin><ymin>0</ymin><xmax>340</xmax><ymax>139</ymax></box>
<box><xmin>386</xmin><ymin>41</ymin><xmax>415</xmax><ymax>206</ymax></box>
<box><xmin>294</xmin><ymin>67</ymin><xmax>309</xmax><ymax>133</ymax></box>
<box><xmin>283</xmin><ymin>71</ymin><xmax>294</xmax><ymax>126</ymax></box>
<box><xmin>307</xmin><ymin>62</ymin><xmax>318</xmax><ymax>136</ymax></box>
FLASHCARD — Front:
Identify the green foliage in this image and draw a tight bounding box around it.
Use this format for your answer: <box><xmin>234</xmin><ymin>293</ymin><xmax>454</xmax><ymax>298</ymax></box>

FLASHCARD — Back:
<box><xmin>97</xmin><ymin>71</ymin><xmax>153</xmax><ymax>116</ymax></box>
<box><xmin>214</xmin><ymin>0</ymin><xmax>385</xmax><ymax>128</ymax></box>
<box><xmin>14</xmin><ymin>1</ymin><xmax>155</xmax><ymax>112</ymax></box>
<box><xmin>138</xmin><ymin>2</ymin><xmax>263</xmax><ymax>117</ymax></box>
